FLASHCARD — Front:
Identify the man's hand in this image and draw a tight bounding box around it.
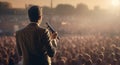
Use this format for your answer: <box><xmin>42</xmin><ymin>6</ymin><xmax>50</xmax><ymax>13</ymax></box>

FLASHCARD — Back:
<box><xmin>51</xmin><ymin>32</ymin><xmax>58</xmax><ymax>39</ymax></box>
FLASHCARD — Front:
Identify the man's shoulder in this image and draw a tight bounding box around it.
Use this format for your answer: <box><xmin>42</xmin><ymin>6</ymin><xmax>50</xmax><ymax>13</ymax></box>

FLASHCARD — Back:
<box><xmin>16</xmin><ymin>26</ymin><xmax>49</xmax><ymax>35</ymax></box>
<box><xmin>16</xmin><ymin>28</ymin><xmax>25</xmax><ymax>35</ymax></box>
<box><xmin>15</xmin><ymin>30</ymin><xmax>21</xmax><ymax>37</ymax></box>
<box><xmin>16</xmin><ymin>28</ymin><xmax>23</xmax><ymax>32</ymax></box>
<box><xmin>38</xmin><ymin>27</ymin><xmax>49</xmax><ymax>33</ymax></box>
<box><xmin>38</xmin><ymin>27</ymin><xmax>45</xmax><ymax>31</ymax></box>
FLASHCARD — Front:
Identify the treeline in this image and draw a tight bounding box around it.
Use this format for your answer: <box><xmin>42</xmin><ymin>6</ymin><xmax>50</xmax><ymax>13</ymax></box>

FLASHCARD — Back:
<box><xmin>0</xmin><ymin>1</ymin><xmax>108</xmax><ymax>16</ymax></box>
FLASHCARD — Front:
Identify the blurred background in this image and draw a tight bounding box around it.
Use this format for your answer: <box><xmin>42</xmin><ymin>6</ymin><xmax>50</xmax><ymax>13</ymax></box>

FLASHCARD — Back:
<box><xmin>0</xmin><ymin>0</ymin><xmax>120</xmax><ymax>65</ymax></box>
<box><xmin>0</xmin><ymin>0</ymin><xmax>120</xmax><ymax>36</ymax></box>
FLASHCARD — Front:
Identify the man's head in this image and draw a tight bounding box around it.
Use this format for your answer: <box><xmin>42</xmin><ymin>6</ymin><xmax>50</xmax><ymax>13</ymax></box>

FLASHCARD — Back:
<box><xmin>28</xmin><ymin>5</ymin><xmax>42</xmax><ymax>23</ymax></box>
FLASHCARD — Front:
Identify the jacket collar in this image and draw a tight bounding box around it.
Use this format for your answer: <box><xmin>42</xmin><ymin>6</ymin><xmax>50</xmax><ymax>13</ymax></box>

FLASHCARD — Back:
<box><xmin>28</xmin><ymin>22</ymin><xmax>39</xmax><ymax>26</ymax></box>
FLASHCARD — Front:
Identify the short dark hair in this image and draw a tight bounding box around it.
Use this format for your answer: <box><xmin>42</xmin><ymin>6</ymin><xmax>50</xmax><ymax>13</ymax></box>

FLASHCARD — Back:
<box><xmin>28</xmin><ymin>6</ymin><xmax>41</xmax><ymax>22</ymax></box>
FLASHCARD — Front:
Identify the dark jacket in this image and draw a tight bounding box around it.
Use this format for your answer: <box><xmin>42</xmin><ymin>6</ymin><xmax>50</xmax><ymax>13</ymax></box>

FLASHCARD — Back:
<box><xmin>16</xmin><ymin>23</ymin><xmax>56</xmax><ymax>65</ymax></box>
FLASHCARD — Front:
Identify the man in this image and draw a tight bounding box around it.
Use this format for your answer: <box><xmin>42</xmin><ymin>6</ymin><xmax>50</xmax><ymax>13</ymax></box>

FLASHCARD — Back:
<box><xmin>16</xmin><ymin>5</ymin><xmax>57</xmax><ymax>65</ymax></box>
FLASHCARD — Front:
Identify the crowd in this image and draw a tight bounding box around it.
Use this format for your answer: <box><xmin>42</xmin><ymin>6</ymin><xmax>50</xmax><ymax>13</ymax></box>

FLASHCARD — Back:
<box><xmin>52</xmin><ymin>34</ymin><xmax>120</xmax><ymax>65</ymax></box>
<box><xmin>0</xmin><ymin>34</ymin><xmax>120</xmax><ymax>65</ymax></box>
<box><xmin>0</xmin><ymin>36</ymin><xmax>20</xmax><ymax>65</ymax></box>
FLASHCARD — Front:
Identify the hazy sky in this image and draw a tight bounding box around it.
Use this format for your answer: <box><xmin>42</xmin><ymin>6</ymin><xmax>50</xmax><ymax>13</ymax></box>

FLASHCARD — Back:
<box><xmin>0</xmin><ymin>0</ymin><xmax>119</xmax><ymax>9</ymax></box>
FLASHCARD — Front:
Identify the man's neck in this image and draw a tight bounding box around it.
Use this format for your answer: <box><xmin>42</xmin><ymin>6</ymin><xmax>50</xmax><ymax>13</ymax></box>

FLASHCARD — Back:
<box><xmin>30</xmin><ymin>22</ymin><xmax>40</xmax><ymax>26</ymax></box>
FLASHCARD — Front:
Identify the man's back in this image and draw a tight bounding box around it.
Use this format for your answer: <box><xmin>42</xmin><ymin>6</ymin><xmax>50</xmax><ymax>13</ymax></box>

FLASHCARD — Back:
<box><xmin>16</xmin><ymin>23</ymin><xmax>55</xmax><ymax>65</ymax></box>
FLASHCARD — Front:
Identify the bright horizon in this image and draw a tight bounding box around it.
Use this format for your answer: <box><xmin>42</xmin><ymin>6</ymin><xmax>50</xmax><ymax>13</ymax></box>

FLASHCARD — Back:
<box><xmin>0</xmin><ymin>0</ymin><xmax>120</xmax><ymax>9</ymax></box>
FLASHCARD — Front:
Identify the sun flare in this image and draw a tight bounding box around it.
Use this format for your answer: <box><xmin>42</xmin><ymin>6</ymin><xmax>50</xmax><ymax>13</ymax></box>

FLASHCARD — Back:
<box><xmin>112</xmin><ymin>0</ymin><xmax>120</xmax><ymax>7</ymax></box>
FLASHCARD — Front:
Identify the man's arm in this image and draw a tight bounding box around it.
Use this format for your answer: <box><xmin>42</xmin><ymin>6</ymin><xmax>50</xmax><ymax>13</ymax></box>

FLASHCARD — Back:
<box><xmin>42</xmin><ymin>29</ymin><xmax>57</xmax><ymax>57</ymax></box>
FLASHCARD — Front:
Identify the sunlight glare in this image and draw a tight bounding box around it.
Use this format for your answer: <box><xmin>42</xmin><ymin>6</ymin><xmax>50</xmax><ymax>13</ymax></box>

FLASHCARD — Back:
<box><xmin>112</xmin><ymin>0</ymin><xmax>120</xmax><ymax>7</ymax></box>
